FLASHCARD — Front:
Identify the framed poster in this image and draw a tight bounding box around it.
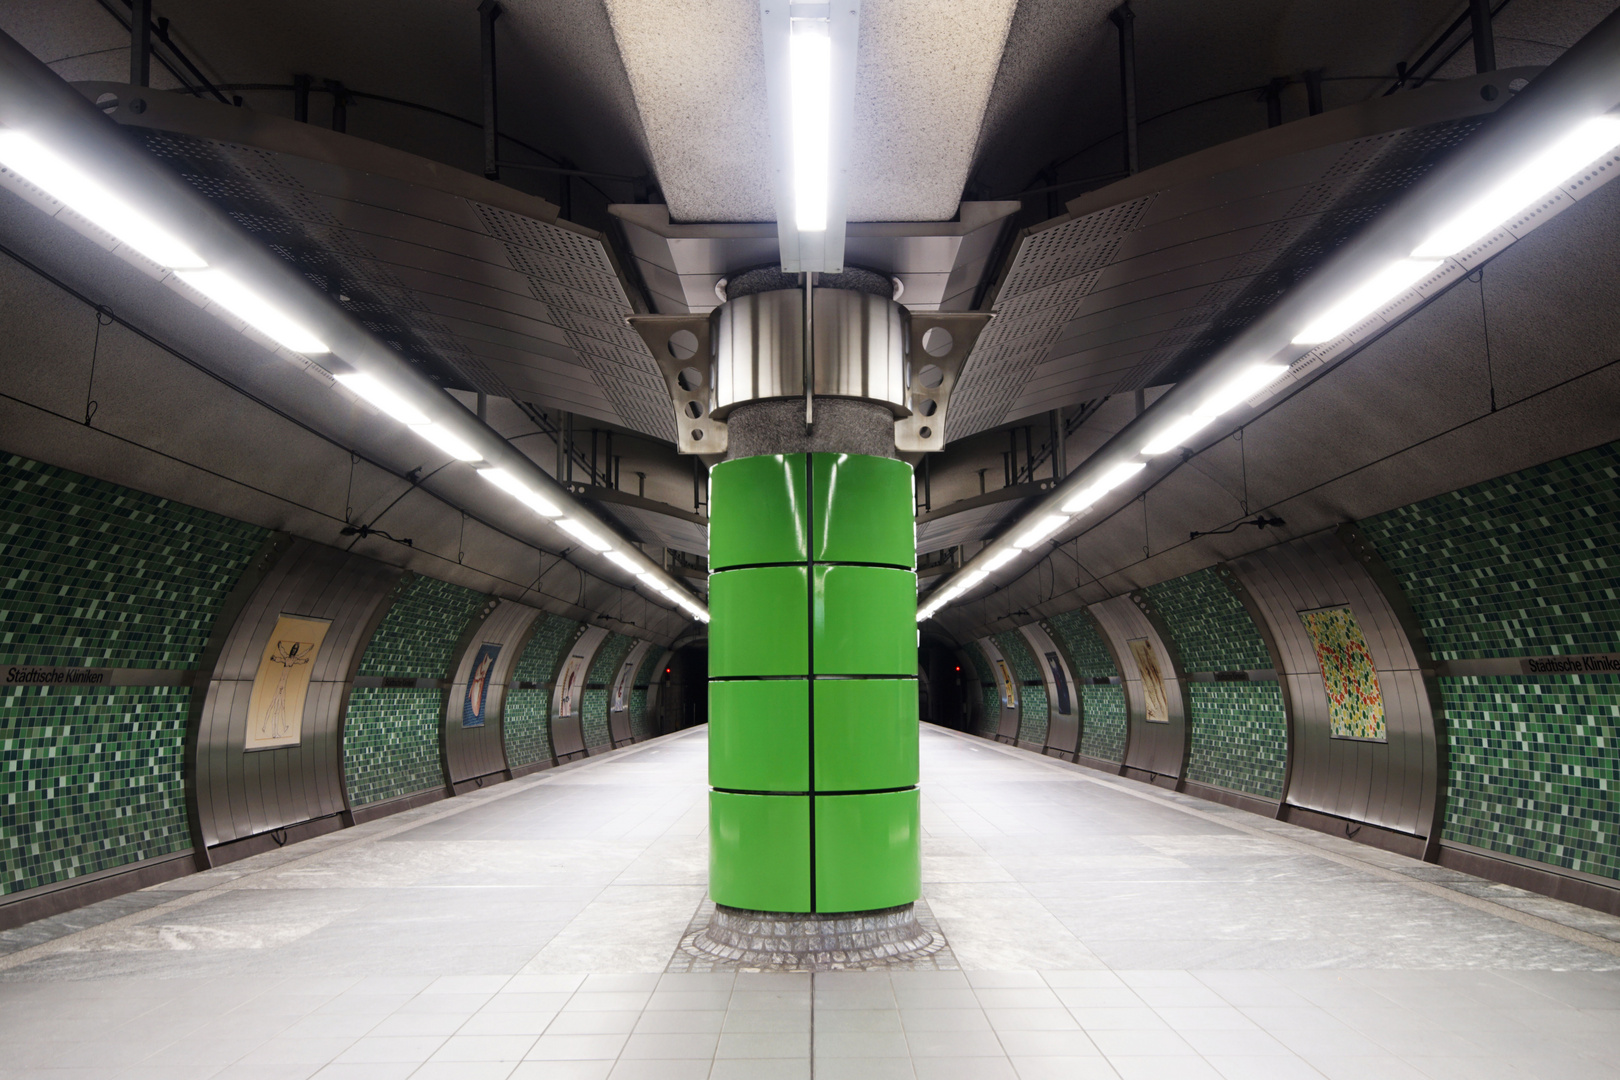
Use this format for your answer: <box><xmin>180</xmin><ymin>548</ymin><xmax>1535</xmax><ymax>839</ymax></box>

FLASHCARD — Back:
<box><xmin>1044</xmin><ymin>651</ymin><xmax>1072</xmax><ymax>715</ymax></box>
<box><xmin>1300</xmin><ymin>605</ymin><xmax>1387</xmax><ymax>741</ymax></box>
<box><xmin>612</xmin><ymin>655</ymin><xmax>636</xmax><ymax>711</ymax></box>
<box><xmin>1128</xmin><ymin>638</ymin><xmax>1169</xmax><ymax>724</ymax></box>
<box><xmin>555</xmin><ymin>653</ymin><xmax>587</xmax><ymax>717</ymax></box>
<box><xmin>244</xmin><ymin>615</ymin><xmax>331</xmax><ymax>750</ymax></box>
<box><xmin>994</xmin><ymin>657</ymin><xmax>1019</xmax><ymax>709</ymax></box>
<box><xmin>462</xmin><ymin>642</ymin><xmax>501</xmax><ymax>728</ymax></box>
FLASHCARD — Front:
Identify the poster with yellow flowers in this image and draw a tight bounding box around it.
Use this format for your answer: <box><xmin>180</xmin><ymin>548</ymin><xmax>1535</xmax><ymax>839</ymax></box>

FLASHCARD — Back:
<box><xmin>1299</xmin><ymin>606</ymin><xmax>1386</xmax><ymax>742</ymax></box>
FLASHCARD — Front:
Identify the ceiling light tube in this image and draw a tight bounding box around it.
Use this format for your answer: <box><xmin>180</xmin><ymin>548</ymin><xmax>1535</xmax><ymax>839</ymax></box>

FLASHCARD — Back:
<box><xmin>1013</xmin><ymin>513</ymin><xmax>1070</xmax><ymax>549</ymax></box>
<box><xmin>412</xmin><ymin>422</ymin><xmax>482</xmax><ymax>462</ymax></box>
<box><xmin>1291</xmin><ymin>258</ymin><xmax>1441</xmax><ymax>345</ymax></box>
<box><xmin>984</xmin><ymin>549</ymin><xmax>1019</xmax><ymax>572</ymax></box>
<box><xmin>605</xmin><ymin>550</ymin><xmax>641</xmax><ymax>574</ymax></box>
<box><xmin>174</xmin><ymin>269</ymin><xmax>329</xmax><ymax>354</ymax></box>
<box><xmin>335</xmin><ymin>372</ymin><xmax>432</xmax><ymax>426</ymax></box>
<box><xmin>958</xmin><ymin>569</ymin><xmax>989</xmax><ymax>591</ymax></box>
<box><xmin>477</xmin><ymin>467</ymin><xmax>561</xmax><ymax>517</ymax></box>
<box><xmin>557</xmin><ymin>517</ymin><xmax>612</xmax><ymax>552</ymax></box>
<box><xmin>1413</xmin><ymin>115</ymin><xmax>1620</xmax><ymax>257</ymax></box>
<box><xmin>1193</xmin><ymin>363</ymin><xmax>1289</xmax><ymax>418</ymax></box>
<box><xmin>1061</xmin><ymin>461</ymin><xmax>1147</xmax><ymax>513</ymax></box>
<box><xmin>1140</xmin><ymin>412</ymin><xmax>1217</xmax><ymax>456</ymax></box>
<box><xmin>790</xmin><ymin>18</ymin><xmax>831</xmax><ymax>232</ymax></box>
<box><xmin>0</xmin><ymin>128</ymin><xmax>206</xmax><ymax>269</ymax></box>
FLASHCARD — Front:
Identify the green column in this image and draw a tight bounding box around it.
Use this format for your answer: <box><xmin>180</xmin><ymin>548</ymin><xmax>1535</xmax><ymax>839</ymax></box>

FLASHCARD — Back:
<box><xmin>708</xmin><ymin>452</ymin><xmax>920</xmax><ymax>913</ymax></box>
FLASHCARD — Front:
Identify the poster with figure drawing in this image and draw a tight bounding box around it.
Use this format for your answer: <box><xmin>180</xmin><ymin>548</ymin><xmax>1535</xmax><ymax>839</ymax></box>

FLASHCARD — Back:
<box><xmin>245</xmin><ymin>615</ymin><xmax>331</xmax><ymax>750</ymax></box>
<box><xmin>462</xmin><ymin>643</ymin><xmax>501</xmax><ymax>728</ymax></box>
<box><xmin>1128</xmin><ymin>638</ymin><xmax>1170</xmax><ymax>724</ymax></box>
<box><xmin>612</xmin><ymin>655</ymin><xmax>636</xmax><ymax>711</ymax></box>
<box><xmin>994</xmin><ymin>657</ymin><xmax>1019</xmax><ymax>709</ymax></box>
<box><xmin>1300</xmin><ymin>605</ymin><xmax>1387</xmax><ymax>741</ymax></box>
<box><xmin>555</xmin><ymin>654</ymin><xmax>587</xmax><ymax>716</ymax></box>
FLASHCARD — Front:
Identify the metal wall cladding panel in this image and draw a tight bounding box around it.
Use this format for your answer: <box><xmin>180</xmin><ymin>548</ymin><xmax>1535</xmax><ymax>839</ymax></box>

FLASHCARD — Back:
<box><xmin>974</xmin><ymin>637</ymin><xmax>1020</xmax><ymax>741</ymax></box>
<box><xmin>715</xmin><ymin>290</ymin><xmax>804</xmax><ymax>409</ymax></box>
<box><xmin>551</xmin><ymin>626</ymin><xmax>609</xmax><ymax>758</ymax></box>
<box><xmin>610</xmin><ymin>641</ymin><xmax>654</xmax><ymax>730</ymax></box>
<box><xmin>1088</xmin><ymin>596</ymin><xmax>1187</xmax><ymax>779</ymax></box>
<box><xmin>1228</xmin><ymin>531</ymin><xmax>1438</xmax><ymax>837</ymax></box>
<box><xmin>1020</xmin><ymin>623</ymin><xmax>1079</xmax><ymax>755</ymax></box>
<box><xmin>196</xmin><ymin>540</ymin><xmax>403</xmax><ymax>847</ymax></box>
<box><xmin>444</xmin><ymin>600</ymin><xmax>540</xmax><ymax>784</ymax></box>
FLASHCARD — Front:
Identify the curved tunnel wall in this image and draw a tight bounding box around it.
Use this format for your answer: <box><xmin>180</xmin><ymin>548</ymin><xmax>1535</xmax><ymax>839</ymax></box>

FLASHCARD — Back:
<box><xmin>0</xmin><ymin>450</ymin><xmax>667</xmax><ymax>927</ymax></box>
<box><xmin>969</xmin><ymin>436</ymin><xmax>1620</xmax><ymax>910</ymax></box>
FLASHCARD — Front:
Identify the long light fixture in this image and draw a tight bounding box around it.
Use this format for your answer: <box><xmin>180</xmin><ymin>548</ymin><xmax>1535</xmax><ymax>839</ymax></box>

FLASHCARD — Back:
<box><xmin>1291</xmin><ymin>259</ymin><xmax>1440</xmax><ymax>345</ymax></box>
<box><xmin>1413</xmin><ymin>114</ymin><xmax>1620</xmax><ymax>257</ymax></box>
<box><xmin>175</xmin><ymin>269</ymin><xmax>329</xmax><ymax>354</ymax></box>
<box><xmin>477</xmin><ymin>467</ymin><xmax>561</xmax><ymax>517</ymax></box>
<box><xmin>1062</xmin><ymin>461</ymin><xmax>1147</xmax><ymax>513</ymax></box>
<box><xmin>557</xmin><ymin>517</ymin><xmax>612</xmax><ymax>552</ymax></box>
<box><xmin>1140</xmin><ymin>364</ymin><xmax>1286</xmax><ymax>456</ymax></box>
<box><xmin>983</xmin><ymin>549</ymin><xmax>1019</xmax><ymax>572</ymax></box>
<box><xmin>1012</xmin><ymin>513</ymin><xmax>1071</xmax><ymax>550</ymax></box>
<box><xmin>789</xmin><ymin>18</ymin><xmax>830</xmax><ymax>232</ymax></box>
<box><xmin>0</xmin><ymin>128</ymin><xmax>205</xmax><ymax>269</ymax></box>
<box><xmin>411</xmin><ymin>422</ymin><xmax>481</xmax><ymax>462</ymax></box>
<box><xmin>336</xmin><ymin>372</ymin><xmax>432</xmax><ymax>426</ymax></box>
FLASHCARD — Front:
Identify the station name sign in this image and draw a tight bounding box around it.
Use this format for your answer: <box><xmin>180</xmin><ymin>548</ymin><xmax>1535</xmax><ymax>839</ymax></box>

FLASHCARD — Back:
<box><xmin>5</xmin><ymin>665</ymin><xmax>111</xmax><ymax>686</ymax></box>
<box><xmin>1524</xmin><ymin>653</ymin><xmax>1620</xmax><ymax>675</ymax></box>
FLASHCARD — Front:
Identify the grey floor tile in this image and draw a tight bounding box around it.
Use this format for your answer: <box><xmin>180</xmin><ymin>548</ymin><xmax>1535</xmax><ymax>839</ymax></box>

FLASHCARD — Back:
<box><xmin>713</xmin><ymin>1031</ymin><xmax>809</xmax><ymax>1059</ymax></box>
<box><xmin>707</xmin><ymin>1059</ymin><xmax>811</xmax><ymax>1080</ymax></box>
<box><xmin>618</xmin><ymin>1031</ymin><xmax>719</xmax><ymax>1059</ymax></box>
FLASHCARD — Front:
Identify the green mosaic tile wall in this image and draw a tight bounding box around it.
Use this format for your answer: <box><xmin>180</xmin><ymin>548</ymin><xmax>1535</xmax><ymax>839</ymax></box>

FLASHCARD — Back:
<box><xmin>1046</xmin><ymin>609</ymin><xmax>1119</xmax><ymax>679</ymax></box>
<box><xmin>0</xmin><ymin>453</ymin><xmax>267</xmax><ymax>668</ymax></box>
<box><xmin>356</xmin><ymin>576</ymin><xmax>488</xmax><ymax>679</ymax></box>
<box><xmin>965</xmin><ymin>642</ymin><xmax>1000</xmax><ymax>738</ymax></box>
<box><xmin>1140</xmin><ymin>568</ymin><xmax>1272</xmax><ymax>673</ymax></box>
<box><xmin>504</xmin><ymin>615</ymin><xmax>580</xmax><ymax>769</ymax></box>
<box><xmin>1359</xmin><ymin>440</ymin><xmax>1620</xmax><ymax>661</ymax></box>
<box><xmin>993</xmin><ymin>631</ymin><xmax>1048</xmax><ymax>745</ymax></box>
<box><xmin>1440</xmin><ymin>674</ymin><xmax>1620</xmax><ymax>880</ymax></box>
<box><xmin>1</xmin><ymin>686</ymin><xmax>193</xmax><ymax>895</ymax></box>
<box><xmin>629</xmin><ymin>646</ymin><xmax>666</xmax><ymax>742</ymax></box>
<box><xmin>342</xmin><ymin>687</ymin><xmax>445</xmax><ymax>806</ymax></box>
<box><xmin>581</xmin><ymin>633</ymin><xmax>636</xmax><ymax>750</ymax></box>
<box><xmin>1185</xmin><ymin>682</ymin><xmax>1287</xmax><ymax>799</ymax></box>
<box><xmin>1079</xmin><ymin>684</ymin><xmax>1127</xmax><ymax>763</ymax></box>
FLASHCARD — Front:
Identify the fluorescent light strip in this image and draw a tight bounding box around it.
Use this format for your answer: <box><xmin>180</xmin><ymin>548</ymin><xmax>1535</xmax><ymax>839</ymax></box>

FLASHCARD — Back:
<box><xmin>984</xmin><ymin>549</ymin><xmax>1018</xmax><ymax>572</ymax></box>
<box><xmin>1013</xmin><ymin>513</ymin><xmax>1070</xmax><ymax>550</ymax></box>
<box><xmin>175</xmin><ymin>269</ymin><xmax>329</xmax><ymax>354</ymax></box>
<box><xmin>1414</xmin><ymin>115</ymin><xmax>1620</xmax><ymax>257</ymax></box>
<box><xmin>1291</xmin><ymin>258</ymin><xmax>1440</xmax><ymax>345</ymax></box>
<box><xmin>789</xmin><ymin>19</ymin><xmax>831</xmax><ymax>232</ymax></box>
<box><xmin>1141</xmin><ymin>412</ymin><xmax>1216</xmax><ymax>457</ymax></box>
<box><xmin>335</xmin><ymin>373</ymin><xmax>431</xmax><ymax>426</ymax></box>
<box><xmin>1062</xmin><ymin>461</ymin><xmax>1147</xmax><ymax>513</ymax></box>
<box><xmin>477</xmin><ymin>467</ymin><xmax>561</xmax><ymax>517</ymax></box>
<box><xmin>0</xmin><ymin>129</ymin><xmax>206</xmax><ymax>269</ymax></box>
<box><xmin>557</xmin><ymin>517</ymin><xmax>611</xmax><ymax>552</ymax></box>
<box><xmin>412</xmin><ymin>423</ymin><xmax>481</xmax><ymax>462</ymax></box>
<box><xmin>605</xmin><ymin>550</ymin><xmax>641</xmax><ymax>574</ymax></box>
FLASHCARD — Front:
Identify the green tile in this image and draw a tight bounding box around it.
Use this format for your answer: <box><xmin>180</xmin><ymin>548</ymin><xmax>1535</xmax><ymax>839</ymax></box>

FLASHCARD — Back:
<box><xmin>710</xmin><ymin>791</ymin><xmax>811</xmax><ymax>911</ymax></box>
<box><xmin>814</xmin><ymin>789</ymin><xmax>920</xmax><ymax>913</ymax></box>
<box><xmin>582</xmin><ymin>633</ymin><xmax>637</xmax><ymax>749</ymax></box>
<box><xmin>710</xmin><ymin>679</ymin><xmax>809</xmax><ymax>792</ymax></box>
<box><xmin>1140</xmin><ymin>567</ymin><xmax>1272</xmax><ymax>673</ymax></box>
<box><xmin>993</xmin><ymin>631</ymin><xmax>1048</xmax><ymax>745</ymax></box>
<box><xmin>504</xmin><ymin>614</ymin><xmax>582</xmax><ymax>768</ymax></box>
<box><xmin>813</xmin><ymin>679</ymin><xmax>918</xmax><ymax>791</ymax></box>
<box><xmin>341</xmin><ymin>687</ymin><xmax>445</xmax><ymax>806</ymax></box>
<box><xmin>1185</xmin><ymin>681</ymin><xmax>1287</xmax><ymax>799</ymax></box>
<box><xmin>812</xmin><ymin>566</ymin><xmax>915</xmax><ymax>676</ymax></box>
<box><xmin>709</xmin><ymin>567</ymin><xmax>809</xmax><ymax>677</ymax></box>
<box><xmin>812</xmin><ymin>453</ymin><xmax>915</xmax><ymax>567</ymax></box>
<box><xmin>357</xmin><ymin>575</ymin><xmax>488</xmax><ymax>679</ymax></box>
<box><xmin>708</xmin><ymin>455</ymin><xmax>809</xmax><ymax>569</ymax></box>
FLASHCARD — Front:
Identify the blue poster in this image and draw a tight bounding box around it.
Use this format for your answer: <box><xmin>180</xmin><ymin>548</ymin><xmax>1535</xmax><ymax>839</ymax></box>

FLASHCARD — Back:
<box><xmin>1045</xmin><ymin>651</ymin><xmax>1072</xmax><ymax>715</ymax></box>
<box><xmin>462</xmin><ymin>642</ymin><xmax>501</xmax><ymax>727</ymax></box>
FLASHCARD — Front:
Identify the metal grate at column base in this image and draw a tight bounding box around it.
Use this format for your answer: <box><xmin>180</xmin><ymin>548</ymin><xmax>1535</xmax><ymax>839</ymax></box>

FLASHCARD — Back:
<box><xmin>670</xmin><ymin>899</ymin><xmax>956</xmax><ymax>972</ymax></box>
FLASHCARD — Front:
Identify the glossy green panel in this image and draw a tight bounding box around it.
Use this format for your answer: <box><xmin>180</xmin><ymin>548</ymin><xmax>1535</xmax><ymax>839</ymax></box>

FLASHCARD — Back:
<box><xmin>710</xmin><ymin>679</ymin><xmax>809</xmax><ymax>792</ymax></box>
<box><xmin>812</xmin><ymin>566</ymin><xmax>916</xmax><ymax>675</ymax></box>
<box><xmin>813</xmin><ymin>789</ymin><xmax>921</xmax><ymax>912</ymax></box>
<box><xmin>813</xmin><ymin>679</ymin><xmax>918</xmax><ymax>791</ymax></box>
<box><xmin>812</xmin><ymin>454</ymin><xmax>915</xmax><ymax>567</ymax></box>
<box><xmin>710</xmin><ymin>792</ymin><xmax>811</xmax><ymax>912</ymax></box>
<box><xmin>709</xmin><ymin>454</ymin><xmax>809</xmax><ymax>569</ymax></box>
<box><xmin>709</xmin><ymin>567</ymin><xmax>809</xmax><ymax>676</ymax></box>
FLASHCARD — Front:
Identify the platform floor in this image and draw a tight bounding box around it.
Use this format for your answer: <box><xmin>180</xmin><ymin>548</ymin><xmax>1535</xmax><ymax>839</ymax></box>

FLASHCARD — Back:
<box><xmin>2</xmin><ymin>724</ymin><xmax>1619</xmax><ymax>1079</ymax></box>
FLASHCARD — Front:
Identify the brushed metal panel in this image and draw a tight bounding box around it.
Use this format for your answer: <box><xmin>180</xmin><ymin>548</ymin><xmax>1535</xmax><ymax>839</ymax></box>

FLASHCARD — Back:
<box><xmin>1089</xmin><ymin>595</ymin><xmax>1188</xmax><ymax>779</ymax></box>
<box><xmin>194</xmin><ymin>539</ymin><xmax>402</xmax><ymax>847</ymax></box>
<box><xmin>1019</xmin><ymin>623</ymin><xmax>1078</xmax><ymax>756</ymax></box>
<box><xmin>1228</xmin><ymin>530</ymin><xmax>1438</xmax><ymax>837</ymax></box>
<box><xmin>609</xmin><ymin>640</ymin><xmax>653</xmax><ymax>746</ymax></box>
<box><xmin>974</xmin><ymin>637</ymin><xmax>1020</xmax><ymax>741</ymax></box>
<box><xmin>552</xmin><ymin>626</ymin><xmax>609</xmax><ymax>759</ymax></box>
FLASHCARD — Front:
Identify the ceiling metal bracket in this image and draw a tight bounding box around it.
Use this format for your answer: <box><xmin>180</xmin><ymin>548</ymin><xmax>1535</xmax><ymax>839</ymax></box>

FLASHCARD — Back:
<box><xmin>896</xmin><ymin>312</ymin><xmax>992</xmax><ymax>453</ymax></box>
<box><xmin>628</xmin><ymin>313</ymin><xmax>728</xmax><ymax>455</ymax></box>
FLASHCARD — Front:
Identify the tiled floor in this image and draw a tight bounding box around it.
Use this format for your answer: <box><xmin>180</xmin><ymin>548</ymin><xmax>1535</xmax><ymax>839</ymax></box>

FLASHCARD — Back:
<box><xmin>2</xmin><ymin>724</ymin><xmax>1619</xmax><ymax>1079</ymax></box>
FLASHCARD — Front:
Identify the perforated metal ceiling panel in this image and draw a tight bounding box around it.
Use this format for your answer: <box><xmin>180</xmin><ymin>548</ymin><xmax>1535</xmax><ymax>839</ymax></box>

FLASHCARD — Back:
<box><xmin>89</xmin><ymin>82</ymin><xmax>676</xmax><ymax>443</ymax></box>
<box><xmin>947</xmin><ymin>69</ymin><xmax>1533</xmax><ymax>442</ymax></box>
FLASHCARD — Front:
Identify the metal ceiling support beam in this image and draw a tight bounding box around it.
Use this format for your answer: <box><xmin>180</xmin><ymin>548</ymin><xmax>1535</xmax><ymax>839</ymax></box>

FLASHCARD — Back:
<box><xmin>128</xmin><ymin>0</ymin><xmax>150</xmax><ymax>88</ymax></box>
<box><xmin>1266</xmin><ymin>77</ymin><xmax>1286</xmax><ymax>128</ymax></box>
<box><xmin>1471</xmin><ymin>0</ymin><xmax>1497</xmax><ymax>74</ymax></box>
<box><xmin>1109</xmin><ymin>2</ymin><xmax>1139</xmax><ymax>176</ymax></box>
<box><xmin>1305</xmin><ymin>69</ymin><xmax>1324</xmax><ymax>116</ymax></box>
<box><xmin>0</xmin><ymin>28</ymin><xmax>707</xmax><ymax>620</ymax></box>
<box><xmin>921</xmin><ymin>9</ymin><xmax>1620</xmax><ymax>625</ymax></box>
<box><xmin>293</xmin><ymin>74</ymin><xmax>310</xmax><ymax>123</ymax></box>
<box><xmin>325</xmin><ymin>79</ymin><xmax>346</xmax><ymax>133</ymax></box>
<box><xmin>479</xmin><ymin>1</ymin><xmax>501</xmax><ymax>181</ymax></box>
